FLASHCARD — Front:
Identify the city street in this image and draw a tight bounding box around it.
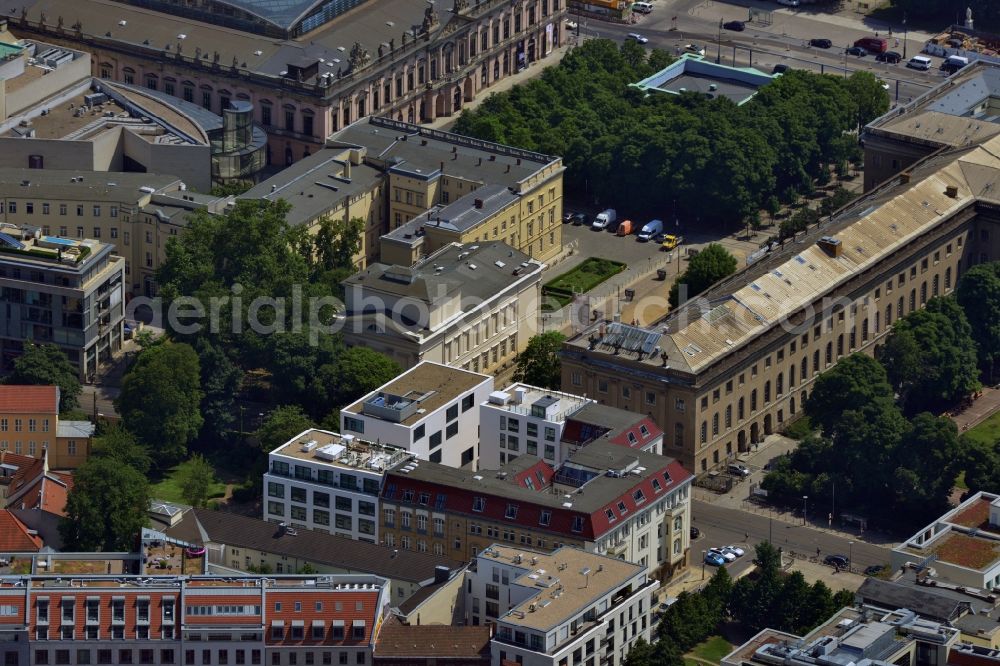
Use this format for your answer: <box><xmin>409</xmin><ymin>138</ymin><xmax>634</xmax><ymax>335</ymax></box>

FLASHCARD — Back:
<box><xmin>691</xmin><ymin>499</ymin><xmax>894</xmax><ymax>574</ymax></box>
<box><xmin>571</xmin><ymin>0</ymin><xmax>951</xmax><ymax>104</ymax></box>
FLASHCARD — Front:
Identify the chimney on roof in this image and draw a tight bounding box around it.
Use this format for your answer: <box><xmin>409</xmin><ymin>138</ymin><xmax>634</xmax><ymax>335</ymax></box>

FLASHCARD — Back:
<box><xmin>900</xmin><ymin>172</ymin><xmax>911</xmax><ymax>184</ymax></box>
<box><xmin>474</xmin><ymin>198</ymin><xmax>483</xmax><ymax>209</ymax></box>
<box><xmin>817</xmin><ymin>236</ymin><xmax>843</xmax><ymax>258</ymax></box>
<box><xmin>516</xmin><ymin>158</ymin><xmax>521</xmax><ymax>165</ymax></box>
<box><xmin>505</xmin><ymin>164</ymin><xmax>510</xmax><ymax>174</ymax></box>
<box><xmin>477</xmin><ymin>157</ymin><xmax>482</xmax><ymax>166</ymax></box>
<box><xmin>434</xmin><ymin>565</ymin><xmax>450</xmax><ymax>584</ymax></box>
<box><xmin>945</xmin><ymin>184</ymin><xmax>959</xmax><ymax>198</ymax></box>
<box><xmin>440</xmin><ymin>161</ymin><xmax>444</xmax><ymax>174</ymax></box>
<box><xmin>344</xmin><ymin>161</ymin><xmax>351</xmax><ymax>179</ymax></box>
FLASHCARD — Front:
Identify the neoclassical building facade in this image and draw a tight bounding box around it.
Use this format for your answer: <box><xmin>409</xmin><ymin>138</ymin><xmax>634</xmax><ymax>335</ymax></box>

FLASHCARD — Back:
<box><xmin>5</xmin><ymin>0</ymin><xmax>565</xmax><ymax>164</ymax></box>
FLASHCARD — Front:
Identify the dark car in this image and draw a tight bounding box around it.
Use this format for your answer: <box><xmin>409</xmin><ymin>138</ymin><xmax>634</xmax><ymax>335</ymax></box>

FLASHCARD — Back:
<box><xmin>846</xmin><ymin>46</ymin><xmax>868</xmax><ymax>57</ymax></box>
<box><xmin>824</xmin><ymin>554</ymin><xmax>850</xmax><ymax>568</ymax></box>
<box><xmin>570</xmin><ymin>212</ymin><xmax>587</xmax><ymax>226</ymax></box>
<box><xmin>876</xmin><ymin>51</ymin><xmax>902</xmax><ymax>63</ymax></box>
<box><xmin>723</xmin><ymin>20</ymin><xmax>745</xmax><ymax>31</ymax></box>
<box><xmin>690</xmin><ymin>526</ymin><xmax>701</xmax><ymax>539</ymax></box>
<box><xmin>864</xmin><ymin>565</ymin><xmax>886</xmax><ymax>577</ymax></box>
<box><xmin>810</xmin><ymin>38</ymin><xmax>832</xmax><ymax>49</ymax></box>
<box><xmin>772</xmin><ymin>64</ymin><xmax>790</xmax><ymax>74</ymax></box>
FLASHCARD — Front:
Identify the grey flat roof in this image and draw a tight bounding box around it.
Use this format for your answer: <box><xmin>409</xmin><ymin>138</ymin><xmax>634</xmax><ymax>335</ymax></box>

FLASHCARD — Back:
<box><xmin>856</xmin><ymin>578</ymin><xmax>970</xmax><ymax>622</ymax></box>
<box><xmin>330</xmin><ymin>119</ymin><xmax>555</xmax><ymax>188</ymax></box>
<box><xmin>239</xmin><ymin>147</ymin><xmax>383</xmax><ymax>227</ymax></box>
<box><xmin>0</xmin><ymin>169</ymin><xmax>181</xmax><ymax>203</ymax></box>
<box><xmin>384</xmin><ymin>184</ymin><xmax>519</xmax><ymax>244</ymax></box>
<box><xmin>343</xmin><ymin>241</ymin><xmax>542</xmax><ymax>304</ymax></box>
<box><xmin>386</xmin><ymin>439</ymin><xmax>679</xmax><ymax>515</ymax></box>
<box><xmin>661</xmin><ymin>73</ymin><xmax>758</xmax><ymax>102</ymax></box>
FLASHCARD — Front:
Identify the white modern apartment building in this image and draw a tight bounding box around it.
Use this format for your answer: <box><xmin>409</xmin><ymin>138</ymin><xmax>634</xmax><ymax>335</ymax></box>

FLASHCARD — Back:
<box><xmin>264</xmin><ymin>428</ymin><xmax>410</xmax><ymax>542</ymax></box>
<box><xmin>340</xmin><ymin>361</ymin><xmax>493</xmax><ymax>470</ymax></box>
<box><xmin>468</xmin><ymin>545</ymin><xmax>657</xmax><ymax>666</ymax></box>
<box><xmin>480</xmin><ymin>385</ymin><xmax>664</xmax><ymax>469</ymax></box>
<box><xmin>479</xmin><ymin>385</ymin><xmax>592</xmax><ymax>468</ymax></box>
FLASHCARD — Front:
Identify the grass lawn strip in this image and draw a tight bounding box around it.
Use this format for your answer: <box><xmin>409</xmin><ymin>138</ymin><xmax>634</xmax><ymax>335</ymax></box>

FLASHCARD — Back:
<box><xmin>964</xmin><ymin>409</ymin><xmax>1000</xmax><ymax>447</ymax></box>
<box><xmin>542</xmin><ymin>258</ymin><xmax>626</xmax><ymax>309</ymax></box>
<box><xmin>151</xmin><ymin>463</ymin><xmax>228</xmax><ymax>504</ymax></box>
<box><xmin>686</xmin><ymin>635</ymin><xmax>734</xmax><ymax>664</ymax></box>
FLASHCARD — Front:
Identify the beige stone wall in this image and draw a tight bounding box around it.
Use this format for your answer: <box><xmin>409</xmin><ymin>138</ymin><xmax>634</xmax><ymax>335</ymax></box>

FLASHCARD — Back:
<box><xmin>2</xmin><ymin>50</ymin><xmax>91</xmax><ymax>119</ymax></box>
<box><xmin>564</xmin><ymin>214</ymin><xmax>988</xmax><ymax>473</ymax></box>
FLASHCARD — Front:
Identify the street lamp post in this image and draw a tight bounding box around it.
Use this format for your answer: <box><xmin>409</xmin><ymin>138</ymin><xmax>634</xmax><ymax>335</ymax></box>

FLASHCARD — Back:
<box><xmin>701</xmin><ymin>551</ymin><xmax>707</xmax><ymax>580</ymax></box>
<box><xmin>802</xmin><ymin>495</ymin><xmax>809</xmax><ymax>525</ymax></box>
<box><xmin>849</xmin><ymin>541</ymin><xmax>854</xmax><ymax>572</ymax></box>
<box><xmin>902</xmin><ymin>14</ymin><xmax>908</xmax><ymax>59</ymax></box>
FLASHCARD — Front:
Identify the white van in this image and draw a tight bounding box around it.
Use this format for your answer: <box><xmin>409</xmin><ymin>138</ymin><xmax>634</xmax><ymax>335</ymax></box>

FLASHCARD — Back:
<box><xmin>637</xmin><ymin>219</ymin><xmax>664</xmax><ymax>241</ymax></box>
<box><xmin>592</xmin><ymin>209</ymin><xmax>617</xmax><ymax>230</ymax></box>
<box><xmin>907</xmin><ymin>55</ymin><xmax>932</xmax><ymax>70</ymax></box>
<box><xmin>633</xmin><ymin>2</ymin><xmax>653</xmax><ymax>13</ymax></box>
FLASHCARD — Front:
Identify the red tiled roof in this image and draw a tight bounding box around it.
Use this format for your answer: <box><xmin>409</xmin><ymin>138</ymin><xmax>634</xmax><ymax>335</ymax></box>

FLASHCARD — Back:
<box><xmin>0</xmin><ymin>386</ymin><xmax>58</xmax><ymax>414</ymax></box>
<box><xmin>0</xmin><ymin>450</ymin><xmax>36</xmax><ymax>470</ymax></box>
<box><xmin>6</xmin><ymin>454</ymin><xmax>70</xmax><ymax>517</ymax></box>
<box><xmin>0</xmin><ymin>510</ymin><xmax>43</xmax><ymax>551</ymax></box>
<box><xmin>606</xmin><ymin>417</ymin><xmax>663</xmax><ymax>450</ymax></box>
<box><xmin>511</xmin><ymin>460</ymin><xmax>555</xmax><ymax>491</ymax></box>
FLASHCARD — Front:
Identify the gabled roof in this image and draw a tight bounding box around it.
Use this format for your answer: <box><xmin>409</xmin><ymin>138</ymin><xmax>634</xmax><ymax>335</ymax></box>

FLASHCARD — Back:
<box><xmin>0</xmin><ymin>510</ymin><xmax>43</xmax><ymax>551</ymax></box>
<box><xmin>0</xmin><ymin>385</ymin><xmax>58</xmax><ymax>414</ymax></box>
<box><xmin>168</xmin><ymin>508</ymin><xmax>462</xmax><ymax>584</ymax></box>
<box><xmin>6</xmin><ymin>452</ymin><xmax>71</xmax><ymax>517</ymax></box>
<box><xmin>375</xmin><ymin>616</ymin><xmax>491</xmax><ymax>660</ymax></box>
<box><xmin>383</xmin><ymin>441</ymin><xmax>691</xmax><ymax>540</ymax></box>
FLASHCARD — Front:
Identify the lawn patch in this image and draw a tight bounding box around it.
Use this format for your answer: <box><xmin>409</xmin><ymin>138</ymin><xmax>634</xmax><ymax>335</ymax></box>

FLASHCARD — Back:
<box><xmin>151</xmin><ymin>463</ymin><xmax>227</xmax><ymax>505</ymax></box>
<box><xmin>686</xmin><ymin>636</ymin><xmax>734</xmax><ymax>664</ymax></box>
<box><xmin>964</xmin><ymin>410</ymin><xmax>1000</xmax><ymax>447</ymax></box>
<box><xmin>542</xmin><ymin>258</ymin><xmax>626</xmax><ymax>310</ymax></box>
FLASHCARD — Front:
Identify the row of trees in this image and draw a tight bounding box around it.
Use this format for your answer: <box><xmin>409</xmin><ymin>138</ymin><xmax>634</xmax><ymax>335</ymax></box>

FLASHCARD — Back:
<box><xmin>625</xmin><ymin>544</ymin><xmax>852</xmax><ymax>666</ymax></box>
<box><xmin>454</xmin><ymin>39</ymin><xmax>888</xmax><ymax>228</ymax></box>
<box><xmin>763</xmin><ymin>263</ymin><xmax>1000</xmax><ymax>529</ymax></box>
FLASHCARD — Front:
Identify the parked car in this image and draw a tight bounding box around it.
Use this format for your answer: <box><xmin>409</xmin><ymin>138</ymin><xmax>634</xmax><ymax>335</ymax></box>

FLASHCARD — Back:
<box><xmin>723</xmin><ymin>20</ymin><xmax>745</xmax><ymax>31</ymax></box>
<box><xmin>704</xmin><ymin>551</ymin><xmax>727</xmax><ymax>566</ymax></box>
<box><xmin>570</xmin><ymin>212</ymin><xmax>587</xmax><ymax>226</ymax></box>
<box><xmin>566</xmin><ymin>19</ymin><xmax>578</xmax><ymax>30</ymax></box>
<box><xmin>877</xmin><ymin>78</ymin><xmax>890</xmax><ymax>90</ymax></box>
<box><xmin>728</xmin><ymin>463</ymin><xmax>751</xmax><ymax>478</ymax></box>
<box><xmin>864</xmin><ymin>565</ymin><xmax>886</xmax><ymax>577</ymax></box>
<box><xmin>907</xmin><ymin>55</ymin><xmax>932</xmax><ymax>70</ymax></box>
<box><xmin>690</xmin><ymin>526</ymin><xmax>701</xmax><ymax>539</ymax></box>
<box><xmin>722</xmin><ymin>545</ymin><xmax>746</xmax><ymax>557</ymax></box>
<box><xmin>855</xmin><ymin>36</ymin><xmax>888</xmax><ymax>53</ymax></box>
<box><xmin>875</xmin><ymin>50</ymin><xmax>902</xmax><ymax>63</ymax></box>
<box><xmin>809</xmin><ymin>38</ymin><xmax>832</xmax><ymax>49</ymax></box>
<box><xmin>684</xmin><ymin>44</ymin><xmax>706</xmax><ymax>56</ymax></box>
<box><xmin>772</xmin><ymin>64</ymin><xmax>790</xmax><ymax>74</ymax></box>
<box><xmin>776</xmin><ymin>0</ymin><xmax>800</xmax><ymax>6</ymax></box>
<box><xmin>824</xmin><ymin>554</ymin><xmax>850</xmax><ymax>568</ymax></box>
<box><xmin>616</xmin><ymin>219</ymin><xmax>634</xmax><ymax>237</ymax></box>
<box><xmin>627</xmin><ymin>33</ymin><xmax>649</xmax><ymax>44</ymax></box>
<box><xmin>709</xmin><ymin>548</ymin><xmax>737</xmax><ymax>563</ymax></box>
<box><xmin>633</xmin><ymin>2</ymin><xmax>653</xmax><ymax>13</ymax></box>
<box><xmin>846</xmin><ymin>46</ymin><xmax>868</xmax><ymax>57</ymax></box>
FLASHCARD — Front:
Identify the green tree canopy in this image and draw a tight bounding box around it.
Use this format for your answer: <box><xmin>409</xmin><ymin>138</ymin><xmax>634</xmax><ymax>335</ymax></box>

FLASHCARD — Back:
<box><xmin>513</xmin><ymin>331</ymin><xmax>567</xmax><ymax>390</ymax></box>
<box><xmin>669</xmin><ymin>243</ymin><xmax>738</xmax><ymax>307</ymax></box>
<box><xmin>805</xmin><ymin>353</ymin><xmax>894</xmax><ymax>437</ymax></box>
<box><xmin>5</xmin><ymin>344</ymin><xmax>81</xmax><ymax>413</ymax></box>
<box><xmin>845</xmin><ymin>71</ymin><xmax>891</xmax><ymax>129</ymax></box>
<box><xmin>117</xmin><ymin>342</ymin><xmax>203</xmax><ymax>467</ymax></box>
<box><xmin>175</xmin><ymin>454</ymin><xmax>217</xmax><ymax>508</ymax></box>
<box><xmin>879</xmin><ymin>297</ymin><xmax>980</xmax><ymax>414</ymax></box>
<box><xmin>92</xmin><ymin>425</ymin><xmax>152</xmax><ymax>475</ymax></box>
<box><xmin>956</xmin><ymin>261</ymin><xmax>1000</xmax><ymax>379</ymax></box>
<box><xmin>60</xmin><ymin>457</ymin><xmax>149</xmax><ymax>551</ymax></box>
<box><xmin>257</xmin><ymin>405</ymin><xmax>314</xmax><ymax>453</ymax></box>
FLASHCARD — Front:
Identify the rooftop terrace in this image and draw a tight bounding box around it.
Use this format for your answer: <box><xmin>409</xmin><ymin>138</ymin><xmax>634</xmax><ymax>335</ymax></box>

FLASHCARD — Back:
<box><xmin>485</xmin><ymin>544</ymin><xmax>647</xmax><ymax>633</ymax></box>
<box><xmin>0</xmin><ymin>223</ymin><xmax>100</xmax><ymax>266</ymax></box>
<box><xmin>270</xmin><ymin>428</ymin><xmax>411</xmax><ymax>471</ymax></box>
<box><xmin>484</xmin><ymin>384</ymin><xmax>591</xmax><ymax>423</ymax></box>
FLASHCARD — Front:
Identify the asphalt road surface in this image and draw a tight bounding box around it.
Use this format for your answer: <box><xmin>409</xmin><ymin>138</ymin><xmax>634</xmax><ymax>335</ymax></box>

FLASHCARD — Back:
<box><xmin>571</xmin><ymin>0</ymin><xmax>948</xmax><ymax>104</ymax></box>
<box><xmin>692</xmin><ymin>499</ymin><xmax>894</xmax><ymax>577</ymax></box>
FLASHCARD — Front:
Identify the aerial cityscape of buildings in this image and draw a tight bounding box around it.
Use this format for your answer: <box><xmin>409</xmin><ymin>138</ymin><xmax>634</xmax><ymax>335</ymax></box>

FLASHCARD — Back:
<box><xmin>7</xmin><ymin>1</ymin><xmax>1000</xmax><ymax>666</ymax></box>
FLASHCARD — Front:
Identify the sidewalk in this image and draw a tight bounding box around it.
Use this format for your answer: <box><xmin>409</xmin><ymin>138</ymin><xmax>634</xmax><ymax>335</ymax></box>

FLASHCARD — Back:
<box><xmin>949</xmin><ymin>386</ymin><xmax>1000</xmax><ymax>432</ymax></box>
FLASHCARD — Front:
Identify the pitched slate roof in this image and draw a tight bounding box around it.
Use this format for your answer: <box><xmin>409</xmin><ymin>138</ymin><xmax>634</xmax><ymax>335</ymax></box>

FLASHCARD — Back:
<box><xmin>169</xmin><ymin>508</ymin><xmax>463</xmax><ymax>583</ymax></box>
